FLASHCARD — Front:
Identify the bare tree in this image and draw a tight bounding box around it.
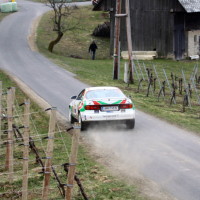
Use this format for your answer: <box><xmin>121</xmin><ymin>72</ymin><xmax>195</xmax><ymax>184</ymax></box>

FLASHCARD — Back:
<box><xmin>46</xmin><ymin>0</ymin><xmax>80</xmax><ymax>52</ymax></box>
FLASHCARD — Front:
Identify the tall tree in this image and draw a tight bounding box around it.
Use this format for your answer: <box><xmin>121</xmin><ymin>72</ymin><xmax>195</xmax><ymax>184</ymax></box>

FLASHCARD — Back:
<box><xmin>46</xmin><ymin>0</ymin><xmax>80</xmax><ymax>52</ymax></box>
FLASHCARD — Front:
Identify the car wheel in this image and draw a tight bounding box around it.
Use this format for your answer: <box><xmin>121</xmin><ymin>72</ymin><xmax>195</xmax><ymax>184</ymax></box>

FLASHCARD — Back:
<box><xmin>69</xmin><ymin>109</ymin><xmax>77</xmax><ymax>124</ymax></box>
<box><xmin>126</xmin><ymin>119</ymin><xmax>135</xmax><ymax>129</ymax></box>
<box><xmin>78</xmin><ymin>113</ymin><xmax>88</xmax><ymax>131</ymax></box>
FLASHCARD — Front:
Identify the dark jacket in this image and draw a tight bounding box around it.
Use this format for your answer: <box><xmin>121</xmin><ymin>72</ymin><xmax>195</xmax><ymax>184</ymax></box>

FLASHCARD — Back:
<box><xmin>89</xmin><ymin>42</ymin><xmax>98</xmax><ymax>52</ymax></box>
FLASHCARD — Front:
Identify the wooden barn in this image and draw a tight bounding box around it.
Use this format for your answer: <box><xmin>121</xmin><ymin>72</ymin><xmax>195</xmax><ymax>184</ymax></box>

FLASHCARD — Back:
<box><xmin>93</xmin><ymin>0</ymin><xmax>200</xmax><ymax>60</ymax></box>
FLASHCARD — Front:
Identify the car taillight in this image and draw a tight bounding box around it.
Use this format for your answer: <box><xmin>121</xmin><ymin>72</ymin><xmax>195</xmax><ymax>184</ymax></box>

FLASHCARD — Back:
<box><xmin>85</xmin><ymin>105</ymin><xmax>101</xmax><ymax>110</ymax></box>
<box><xmin>119</xmin><ymin>104</ymin><xmax>133</xmax><ymax>109</ymax></box>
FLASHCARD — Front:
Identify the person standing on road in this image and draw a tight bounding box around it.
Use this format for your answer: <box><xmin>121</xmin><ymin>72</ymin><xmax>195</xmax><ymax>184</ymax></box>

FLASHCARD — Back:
<box><xmin>89</xmin><ymin>41</ymin><xmax>98</xmax><ymax>60</ymax></box>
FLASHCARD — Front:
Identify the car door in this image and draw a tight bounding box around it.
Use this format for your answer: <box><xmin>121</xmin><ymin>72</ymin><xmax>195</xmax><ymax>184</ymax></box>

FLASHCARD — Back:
<box><xmin>74</xmin><ymin>89</ymin><xmax>85</xmax><ymax>118</ymax></box>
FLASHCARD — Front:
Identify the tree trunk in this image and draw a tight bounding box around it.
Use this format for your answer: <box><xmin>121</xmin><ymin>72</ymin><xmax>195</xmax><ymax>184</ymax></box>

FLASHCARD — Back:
<box><xmin>48</xmin><ymin>32</ymin><xmax>63</xmax><ymax>53</ymax></box>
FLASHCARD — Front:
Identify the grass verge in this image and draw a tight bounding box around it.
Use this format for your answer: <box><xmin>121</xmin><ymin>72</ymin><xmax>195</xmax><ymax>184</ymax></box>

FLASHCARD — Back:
<box><xmin>0</xmin><ymin>13</ymin><xmax>10</xmax><ymax>21</ymax></box>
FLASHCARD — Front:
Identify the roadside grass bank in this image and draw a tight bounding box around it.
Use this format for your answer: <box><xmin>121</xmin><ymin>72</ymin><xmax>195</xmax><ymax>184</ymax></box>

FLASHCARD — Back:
<box><xmin>0</xmin><ymin>13</ymin><xmax>10</xmax><ymax>21</ymax></box>
<box><xmin>37</xmin><ymin>6</ymin><xmax>200</xmax><ymax>134</ymax></box>
<box><xmin>0</xmin><ymin>70</ymin><xmax>144</xmax><ymax>199</ymax></box>
<box><xmin>37</xmin><ymin>6</ymin><xmax>110</xmax><ymax>60</ymax></box>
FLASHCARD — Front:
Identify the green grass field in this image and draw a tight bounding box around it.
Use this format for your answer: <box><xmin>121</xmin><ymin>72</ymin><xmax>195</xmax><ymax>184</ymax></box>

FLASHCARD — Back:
<box><xmin>37</xmin><ymin>6</ymin><xmax>110</xmax><ymax>60</ymax></box>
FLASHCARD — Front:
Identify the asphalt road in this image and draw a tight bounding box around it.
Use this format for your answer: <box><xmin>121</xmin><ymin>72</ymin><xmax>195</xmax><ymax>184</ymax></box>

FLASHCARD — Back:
<box><xmin>0</xmin><ymin>1</ymin><xmax>200</xmax><ymax>200</ymax></box>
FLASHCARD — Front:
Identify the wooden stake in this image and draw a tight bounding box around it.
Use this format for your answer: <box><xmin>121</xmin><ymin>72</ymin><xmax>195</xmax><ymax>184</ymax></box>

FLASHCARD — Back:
<box><xmin>5</xmin><ymin>87</ymin><xmax>15</xmax><ymax>183</ymax></box>
<box><xmin>125</xmin><ymin>0</ymin><xmax>134</xmax><ymax>83</ymax></box>
<box><xmin>0</xmin><ymin>81</ymin><xmax>2</xmax><ymax>146</ymax></box>
<box><xmin>113</xmin><ymin>0</ymin><xmax>122</xmax><ymax>80</ymax></box>
<box><xmin>22</xmin><ymin>99</ymin><xmax>30</xmax><ymax>200</ymax></box>
<box><xmin>65</xmin><ymin>123</ymin><xmax>80</xmax><ymax>200</ymax></box>
<box><xmin>42</xmin><ymin>107</ymin><xmax>57</xmax><ymax>200</ymax></box>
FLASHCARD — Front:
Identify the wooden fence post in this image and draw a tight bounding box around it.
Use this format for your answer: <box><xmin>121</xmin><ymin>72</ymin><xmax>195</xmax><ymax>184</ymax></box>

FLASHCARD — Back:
<box><xmin>5</xmin><ymin>87</ymin><xmax>15</xmax><ymax>183</ymax></box>
<box><xmin>113</xmin><ymin>0</ymin><xmax>122</xmax><ymax>80</ymax></box>
<box><xmin>42</xmin><ymin>107</ymin><xmax>57</xmax><ymax>200</ymax></box>
<box><xmin>0</xmin><ymin>81</ymin><xmax>2</xmax><ymax>146</ymax></box>
<box><xmin>22</xmin><ymin>99</ymin><xmax>30</xmax><ymax>200</ymax></box>
<box><xmin>65</xmin><ymin>123</ymin><xmax>81</xmax><ymax>200</ymax></box>
<box><xmin>125</xmin><ymin>0</ymin><xmax>134</xmax><ymax>83</ymax></box>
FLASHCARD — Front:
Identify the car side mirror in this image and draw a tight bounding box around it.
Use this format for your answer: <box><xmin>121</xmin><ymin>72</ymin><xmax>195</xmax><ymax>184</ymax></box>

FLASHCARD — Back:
<box><xmin>71</xmin><ymin>96</ymin><xmax>77</xmax><ymax>99</ymax></box>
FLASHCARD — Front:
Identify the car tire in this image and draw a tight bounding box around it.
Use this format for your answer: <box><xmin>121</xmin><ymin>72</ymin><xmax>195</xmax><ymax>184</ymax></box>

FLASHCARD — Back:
<box><xmin>69</xmin><ymin>109</ymin><xmax>77</xmax><ymax>124</ymax></box>
<box><xmin>126</xmin><ymin>119</ymin><xmax>135</xmax><ymax>129</ymax></box>
<box><xmin>78</xmin><ymin>113</ymin><xmax>88</xmax><ymax>131</ymax></box>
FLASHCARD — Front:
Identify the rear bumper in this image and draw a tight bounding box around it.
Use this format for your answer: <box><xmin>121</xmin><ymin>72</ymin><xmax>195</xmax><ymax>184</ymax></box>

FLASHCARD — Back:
<box><xmin>81</xmin><ymin>110</ymin><xmax>135</xmax><ymax>122</ymax></box>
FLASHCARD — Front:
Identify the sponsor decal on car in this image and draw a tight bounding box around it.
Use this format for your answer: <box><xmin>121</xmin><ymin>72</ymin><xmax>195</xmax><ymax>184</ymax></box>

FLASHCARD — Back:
<box><xmin>79</xmin><ymin>101</ymin><xmax>87</xmax><ymax>112</ymax></box>
<box><xmin>93</xmin><ymin>100</ymin><xmax>127</xmax><ymax>105</ymax></box>
<box><xmin>78</xmin><ymin>99</ymin><xmax>135</xmax><ymax>113</ymax></box>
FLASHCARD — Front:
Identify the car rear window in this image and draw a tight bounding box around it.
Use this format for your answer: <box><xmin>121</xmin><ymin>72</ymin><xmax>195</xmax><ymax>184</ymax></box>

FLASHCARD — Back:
<box><xmin>86</xmin><ymin>89</ymin><xmax>126</xmax><ymax>99</ymax></box>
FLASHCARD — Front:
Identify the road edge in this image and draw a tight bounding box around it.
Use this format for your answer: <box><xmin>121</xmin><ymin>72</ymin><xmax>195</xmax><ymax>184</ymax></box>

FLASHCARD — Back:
<box><xmin>5</xmin><ymin>70</ymin><xmax>68</xmax><ymax>126</ymax></box>
<box><xmin>28</xmin><ymin>14</ymin><xmax>41</xmax><ymax>52</ymax></box>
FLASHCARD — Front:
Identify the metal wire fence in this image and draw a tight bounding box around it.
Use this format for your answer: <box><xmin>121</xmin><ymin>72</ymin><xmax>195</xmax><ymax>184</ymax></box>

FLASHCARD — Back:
<box><xmin>0</xmin><ymin>84</ymin><xmax>90</xmax><ymax>200</ymax></box>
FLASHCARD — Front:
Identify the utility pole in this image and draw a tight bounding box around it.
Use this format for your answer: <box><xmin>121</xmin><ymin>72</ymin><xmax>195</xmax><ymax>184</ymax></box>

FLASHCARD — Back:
<box><xmin>113</xmin><ymin>0</ymin><xmax>134</xmax><ymax>82</ymax></box>
<box><xmin>125</xmin><ymin>0</ymin><xmax>134</xmax><ymax>83</ymax></box>
<box><xmin>113</xmin><ymin>0</ymin><xmax>122</xmax><ymax>80</ymax></box>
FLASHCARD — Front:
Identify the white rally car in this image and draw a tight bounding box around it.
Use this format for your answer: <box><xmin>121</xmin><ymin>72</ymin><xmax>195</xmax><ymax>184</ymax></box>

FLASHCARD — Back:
<box><xmin>69</xmin><ymin>86</ymin><xmax>135</xmax><ymax>130</ymax></box>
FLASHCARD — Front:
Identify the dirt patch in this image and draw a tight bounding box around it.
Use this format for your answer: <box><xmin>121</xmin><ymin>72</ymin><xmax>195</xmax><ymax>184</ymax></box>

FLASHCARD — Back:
<box><xmin>28</xmin><ymin>15</ymin><xmax>41</xmax><ymax>52</ymax></box>
<box><xmin>81</xmin><ymin>134</ymin><xmax>177</xmax><ymax>200</ymax></box>
<box><xmin>5</xmin><ymin>70</ymin><xmax>68</xmax><ymax>127</ymax></box>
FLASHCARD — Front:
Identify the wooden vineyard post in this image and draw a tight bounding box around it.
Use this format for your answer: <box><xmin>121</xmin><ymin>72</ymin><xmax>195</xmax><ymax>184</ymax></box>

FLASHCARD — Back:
<box><xmin>5</xmin><ymin>87</ymin><xmax>15</xmax><ymax>183</ymax></box>
<box><xmin>65</xmin><ymin>123</ymin><xmax>81</xmax><ymax>200</ymax></box>
<box><xmin>125</xmin><ymin>0</ymin><xmax>134</xmax><ymax>83</ymax></box>
<box><xmin>42</xmin><ymin>107</ymin><xmax>57</xmax><ymax>200</ymax></box>
<box><xmin>22</xmin><ymin>99</ymin><xmax>30</xmax><ymax>200</ymax></box>
<box><xmin>0</xmin><ymin>81</ymin><xmax>2</xmax><ymax>146</ymax></box>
